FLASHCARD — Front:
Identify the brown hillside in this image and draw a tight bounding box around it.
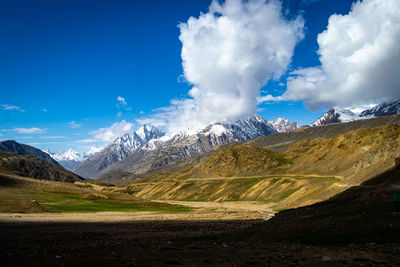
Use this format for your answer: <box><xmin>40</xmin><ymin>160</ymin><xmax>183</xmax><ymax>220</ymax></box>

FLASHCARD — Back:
<box><xmin>284</xmin><ymin>124</ymin><xmax>400</xmax><ymax>184</ymax></box>
<box><xmin>121</xmin><ymin>124</ymin><xmax>400</xmax><ymax>210</ymax></box>
<box><xmin>0</xmin><ymin>151</ymin><xmax>83</xmax><ymax>183</ymax></box>
<box><xmin>247</xmin><ymin>114</ymin><xmax>400</xmax><ymax>151</ymax></box>
<box><xmin>174</xmin><ymin>145</ymin><xmax>290</xmax><ymax>178</ymax></box>
<box><xmin>148</xmin><ymin>124</ymin><xmax>400</xmax><ymax>182</ymax></box>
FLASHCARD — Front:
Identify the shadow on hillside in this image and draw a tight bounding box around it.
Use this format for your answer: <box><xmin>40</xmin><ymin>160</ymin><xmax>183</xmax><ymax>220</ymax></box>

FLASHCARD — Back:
<box><xmin>241</xmin><ymin>157</ymin><xmax>400</xmax><ymax>245</ymax></box>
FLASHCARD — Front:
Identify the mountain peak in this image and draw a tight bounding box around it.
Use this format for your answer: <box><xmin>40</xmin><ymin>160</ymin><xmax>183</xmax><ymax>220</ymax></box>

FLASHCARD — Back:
<box><xmin>269</xmin><ymin>118</ymin><xmax>300</xmax><ymax>132</ymax></box>
<box><xmin>135</xmin><ymin>124</ymin><xmax>165</xmax><ymax>143</ymax></box>
<box><xmin>311</xmin><ymin>99</ymin><xmax>400</xmax><ymax>126</ymax></box>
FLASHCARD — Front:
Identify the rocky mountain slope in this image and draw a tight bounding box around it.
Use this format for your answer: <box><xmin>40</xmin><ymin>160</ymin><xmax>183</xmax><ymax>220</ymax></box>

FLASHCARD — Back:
<box><xmin>74</xmin><ymin>125</ymin><xmax>165</xmax><ymax>178</ymax></box>
<box><xmin>311</xmin><ymin>107</ymin><xmax>360</xmax><ymax>126</ymax></box>
<box><xmin>0</xmin><ymin>151</ymin><xmax>83</xmax><ymax>183</ymax></box>
<box><xmin>0</xmin><ymin>140</ymin><xmax>60</xmax><ymax>166</ymax></box>
<box><xmin>311</xmin><ymin>99</ymin><xmax>400</xmax><ymax>126</ymax></box>
<box><xmin>360</xmin><ymin>99</ymin><xmax>400</xmax><ymax>117</ymax></box>
<box><xmin>268</xmin><ymin>118</ymin><xmax>300</xmax><ymax>132</ymax></box>
<box><xmin>95</xmin><ymin>115</ymin><xmax>275</xmax><ymax>180</ymax></box>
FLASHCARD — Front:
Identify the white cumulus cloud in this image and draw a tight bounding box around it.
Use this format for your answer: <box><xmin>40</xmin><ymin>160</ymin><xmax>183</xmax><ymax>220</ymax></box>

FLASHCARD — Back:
<box><xmin>283</xmin><ymin>0</ymin><xmax>400</xmax><ymax>110</ymax></box>
<box><xmin>89</xmin><ymin>120</ymin><xmax>134</xmax><ymax>143</ymax></box>
<box><xmin>140</xmin><ymin>0</ymin><xmax>304</xmax><ymax>134</ymax></box>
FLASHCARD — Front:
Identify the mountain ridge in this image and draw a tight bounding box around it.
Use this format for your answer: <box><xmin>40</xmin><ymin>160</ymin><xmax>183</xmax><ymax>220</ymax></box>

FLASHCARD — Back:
<box><xmin>0</xmin><ymin>150</ymin><xmax>83</xmax><ymax>183</ymax></box>
<box><xmin>74</xmin><ymin>125</ymin><xmax>165</xmax><ymax>178</ymax></box>
<box><xmin>311</xmin><ymin>99</ymin><xmax>400</xmax><ymax>126</ymax></box>
<box><xmin>0</xmin><ymin>140</ymin><xmax>60</xmax><ymax>166</ymax></box>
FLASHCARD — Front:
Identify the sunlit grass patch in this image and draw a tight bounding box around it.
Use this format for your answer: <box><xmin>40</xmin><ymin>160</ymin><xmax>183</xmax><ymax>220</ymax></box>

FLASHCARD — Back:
<box><xmin>44</xmin><ymin>199</ymin><xmax>193</xmax><ymax>213</ymax></box>
<box><xmin>8</xmin><ymin>190</ymin><xmax>193</xmax><ymax>213</ymax></box>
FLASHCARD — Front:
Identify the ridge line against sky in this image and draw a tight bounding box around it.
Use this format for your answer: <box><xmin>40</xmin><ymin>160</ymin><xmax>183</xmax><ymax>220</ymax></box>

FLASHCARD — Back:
<box><xmin>1</xmin><ymin>0</ymin><xmax>399</xmax><ymax>153</ymax></box>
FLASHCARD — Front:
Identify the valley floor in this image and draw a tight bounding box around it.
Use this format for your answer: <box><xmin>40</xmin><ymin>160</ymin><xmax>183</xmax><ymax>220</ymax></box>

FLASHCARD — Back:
<box><xmin>0</xmin><ymin>200</ymin><xmax>273</xmax><ymax>223</ymax></box>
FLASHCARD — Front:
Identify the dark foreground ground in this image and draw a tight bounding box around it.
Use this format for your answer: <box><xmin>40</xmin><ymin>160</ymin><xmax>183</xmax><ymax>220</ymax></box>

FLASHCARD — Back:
<box><xmin>1</xmin><ymin>162</ymin><xmax>400</xmax><ymax>266</ymax></box>
<box><xmin>1</xmin><ymin>199</ymin><xmax>400</xmax><ymax>267</ymax></box>
<box><xmin>0</xmin><ymin>219</ymin><xmax>399</xmax><ymax>267</ymax></box>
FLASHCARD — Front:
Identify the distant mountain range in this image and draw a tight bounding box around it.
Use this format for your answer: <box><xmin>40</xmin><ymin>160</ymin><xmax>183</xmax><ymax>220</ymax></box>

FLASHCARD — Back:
<box><xmin>74</xmin><ymin>114</ymin><xmax>291</xmax><ymax>179</ymax></box>
<box><xmin>45</xmin><ymin>148</ymin><xmax>101</xmax><ymax>171</ymax></box>
<box><xmin>73</xmin><ymin>125</ymin><xmax>165</xmax><ymax>178</ymax></box>
<box><xmin>311</xmin><ymin>99</ymin><xmax>400</xmax><ymax>126</ymax></box>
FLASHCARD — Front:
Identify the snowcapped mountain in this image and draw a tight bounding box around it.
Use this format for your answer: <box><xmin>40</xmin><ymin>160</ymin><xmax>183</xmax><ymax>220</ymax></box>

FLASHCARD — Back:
<box><xmin>86</xmin><ymin>145</ymin><xmax>103</xmax><ymax>156</ymax></box>
<box><xmin>49</xmin><ymin>149</ymin><xmax>86</xmax><ymax>171</ymax></box>
<box><xmin>97</xmin><ymin>115</ymin><xmax>276</xmax><ymax>179</ymax></box>
<box><xmin>311</xmin><ymin>99</ymin><xmax>400</xmax><ymax>126</ymax></box>
<box><xmin>220</xmin><ymin>114</ymin><xmax>277</xmax><ymax>140</ymax></box>
<box><xmin>73</xmin><ymin>125</ymin><xmax>165</xmax><ymax>178</ymax></box>
<box><xmin>100</xmin><ymin>125</ymin><xmax>165</xmax><ymax>161</ymax></box>
<box><xmin>268</xmin><ymin>118</ymin><xmax>300</xmax><ymax>132</ymax></box>
<box><xmin>44</xmin><ymin>145</ymin><xmax>104</xmax><ymax>171</ymax></box>
<box><xmin>51</xmin><ymin>149</ymin><xmax>86</xmax><ymax>162</ymax></box>
<box><xmin>360</xmin><ymin>99</ymin><xmax>400</xmax><ymax>118</ymax></box>
<box><xmin>136</xmin><ymin>125</ymin><xmax>165</xmax><ymax>143</ymax></box>
<box><xmin>141</xmin><ymin>114</ymin><xmax>276</xmax><ymax>152</ymax></box>
<box><xmin>311</xmin><ymin>107</ymin><xmax>360</xmax><ymax>126</ymax></box>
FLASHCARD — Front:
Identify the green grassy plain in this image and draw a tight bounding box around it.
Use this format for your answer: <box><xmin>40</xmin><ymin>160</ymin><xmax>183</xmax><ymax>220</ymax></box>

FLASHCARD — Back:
<box><xmin>0</xmin><ymin>174</ymin><xmax>193</xmax><ymax>213</ymax></box>
<box><xmin>22</xmin><ymin>191</ymin><xmax>192</xmax><ymax>213</ymax></box>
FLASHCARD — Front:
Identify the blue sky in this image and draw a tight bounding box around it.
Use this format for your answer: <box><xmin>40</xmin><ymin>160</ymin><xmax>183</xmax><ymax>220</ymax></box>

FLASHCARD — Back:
<box><xmin>0</xmin><ymin>0</ymin><xmax>383</xmax><ymax>152</ymax></box>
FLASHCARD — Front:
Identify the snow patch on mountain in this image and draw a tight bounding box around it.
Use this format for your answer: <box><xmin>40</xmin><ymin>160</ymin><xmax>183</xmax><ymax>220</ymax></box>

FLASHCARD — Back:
<box><xmin>141</xmin><ymin>114</ymin><xmax>276</xmax><ymax>153</ymax></box>
<box><xmin>205</xmin><ymin>124</ymin><xmax>228</xmax><ymax>137</ymax></box>
<box><xmin>311</xmin><ymin>99</ymin><xmax>400</xmax><ymax>126</ymax></box>
<box><xmin>51</xmin><ymin>149</ymin><xmax>85</xmax><ymax>162</ymax></box>
<box><xmin>73</xmin><ymin>125</ymin><xmax>165</xmax><ymax>178</ymax></box>
<box><xmin>48</xmin><ymin>149</ymin><xmax>88</xmax><ymax>171</ymax></box>
<box><xmin>268</xmin><ymin>118</ymin><xmax>300</xmax><ymax>132</ymax></box>
<box><xmin>86</xmin><ymin>145</ymin><xmax>103</xmax><ymax>156</ymax></box>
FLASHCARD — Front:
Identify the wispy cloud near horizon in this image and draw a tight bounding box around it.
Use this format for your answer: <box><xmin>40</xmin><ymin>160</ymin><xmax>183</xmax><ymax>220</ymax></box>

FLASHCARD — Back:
<box><xmin>68</xmin><ymin>121</ymin><xmax>82</xmax><ymax>129</ymax></box>
<box><xmin>40</xmin><ymin>136</ymin><xmax>67</xmax><ymax>139</ymax></box>
<box><xmin>1</xmin><ymin>104</ymin><xmax>25</xmax><ymax>112</ymax></box>
<box><xmin>0</xmin><ymin>128</ymin><xmax>47</xmax><ymax>134</ymax></box>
